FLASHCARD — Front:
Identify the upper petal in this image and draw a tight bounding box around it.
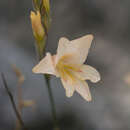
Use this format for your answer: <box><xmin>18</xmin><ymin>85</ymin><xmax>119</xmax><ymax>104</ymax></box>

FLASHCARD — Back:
<box><xmin>56</xmin><ymin>37</ymin><xmax>70</xmax><ymax>64</ymax></box>
<box><xmin>70</xmin><ymin>34</ymin><xmax>93</xmax><ymax>64</ymax></box>
<box><xmin>73</xmin><ymin>65</ymin><xmax>101</xmax><ymax>83</ymax></box>
<box><xmin>75</xmin><ymin>80</ymin><xmax>92</xmax><ymax>101</ymax></box>
<box><xmin>32</xmin><ymin>53</ymin><xmax>56</xmax><ymax>75</ymax></box>
<box><xmin>56</xmin><ymin>35</ymin><xmax>93</xmax><ymax>65</ymax></box>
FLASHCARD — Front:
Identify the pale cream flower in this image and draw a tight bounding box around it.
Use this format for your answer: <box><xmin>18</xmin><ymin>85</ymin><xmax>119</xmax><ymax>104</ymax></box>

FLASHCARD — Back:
<box><xmin>32</xmin><ymin>34</ymin><xmax>100</xmax><ymax>101</ymax></box>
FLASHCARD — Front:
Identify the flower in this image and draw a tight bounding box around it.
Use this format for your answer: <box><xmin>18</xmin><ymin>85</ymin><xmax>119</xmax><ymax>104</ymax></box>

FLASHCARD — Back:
<box><xmin>32</xmin><ymin>34</ymin><xmax>100</xmax><ymax>101</ymax></box>
<box><xmin>30</xmin><ymin>11</ymin><xmax>45</xmax><ymax>41</ymax></box>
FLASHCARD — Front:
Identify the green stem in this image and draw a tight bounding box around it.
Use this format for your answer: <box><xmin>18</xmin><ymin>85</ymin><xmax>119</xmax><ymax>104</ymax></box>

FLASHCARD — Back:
<box><xmin>44</xmin><ymin>75</ymin><xmax>60</xmax><ymax>130</ymax></box>
<box><xmin>37</xmin><ymin>39</ymin><xmax>46</xmax><ymax>60</ymax></box>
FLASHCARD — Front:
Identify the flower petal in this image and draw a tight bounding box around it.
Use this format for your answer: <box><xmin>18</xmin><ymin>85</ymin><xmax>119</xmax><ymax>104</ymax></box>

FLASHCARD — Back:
<box><xmin>32</xmin><ymin>53</ymin><xmax>56</xmax><ymax>75</ymax></box>
<box><xmin>75</xmin><ymin>80</ymin><xmax>92</xmax><ymax>101</ymax></box>
<box><xmin>61</xmin><ymin>78</ymin><xmax>75</xmax><ymax>97</ymax></box>
<box><xmin>73</xmin><ymin>65</ymin><xmax>101</xmax><ymax>83</ymax></box>
<box><xmin>56</xmin><ymin>35</ymin><xmax>93</xmax><ymax>65</ymax></box>
<box><xmin>56</xmin><ymin>37</ymin><xmax>70</xmax><ymax>64</ymax></box>
<box><xmin>70</xmin><ymin>35</ymin><xmax>93</xmax><ymax>64</ymax></box>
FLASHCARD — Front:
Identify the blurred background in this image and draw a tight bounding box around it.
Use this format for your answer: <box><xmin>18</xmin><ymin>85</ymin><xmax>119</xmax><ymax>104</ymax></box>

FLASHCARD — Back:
<box><xmin>0</xmin><ymin>0</ymin><xmax>130</xmax><ymax>130</ymax></box>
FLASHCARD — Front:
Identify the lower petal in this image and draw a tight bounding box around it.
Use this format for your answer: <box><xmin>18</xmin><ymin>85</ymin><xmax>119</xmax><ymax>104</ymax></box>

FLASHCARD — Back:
<box><xmin>61</xmin><ymin>78</ymin><xmax>75</xmax><ymax>97</ymax></box>
<box><xmin>75</xmin><ymin>80</ymin><xmax>92</xmax><ymax>101</ymax></box>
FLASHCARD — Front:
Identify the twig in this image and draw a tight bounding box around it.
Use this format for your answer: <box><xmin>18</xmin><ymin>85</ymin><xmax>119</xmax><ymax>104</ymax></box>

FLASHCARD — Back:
<box><xmin>1</xmin><ymin>73</ymin><xmax>28</xmax><ymax>130</ymax></box>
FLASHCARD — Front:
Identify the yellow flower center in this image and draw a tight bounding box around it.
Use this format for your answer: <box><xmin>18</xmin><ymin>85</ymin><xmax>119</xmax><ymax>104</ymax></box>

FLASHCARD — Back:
<box><xmin>56</xmin><ymin>55</ymin><xmax>81</xmax><ymax>84</ymax></box>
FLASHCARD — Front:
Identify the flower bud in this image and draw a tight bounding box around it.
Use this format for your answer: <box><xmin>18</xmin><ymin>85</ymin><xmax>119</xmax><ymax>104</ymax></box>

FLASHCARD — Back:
<box><xmin>42</xmin><ymin>0</ymin><xmax>50</xmax><ymax>15</ymax></box>
<box><xmin>33</xmin><ymin>0</ymin><xmax>41</xmax><ymax>10</ymax></box>
<box><xmin>30</xmin><ymin>11</ymin><xmax>45</xmax><ymax>41</ymax></box>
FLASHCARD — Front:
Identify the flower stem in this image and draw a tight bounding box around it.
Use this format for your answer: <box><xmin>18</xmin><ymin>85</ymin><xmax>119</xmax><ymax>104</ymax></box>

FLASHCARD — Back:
<box><xmin>44</xmin><ymin>75</ymin><xmax>60</xmax><ymax>130</ymax></box>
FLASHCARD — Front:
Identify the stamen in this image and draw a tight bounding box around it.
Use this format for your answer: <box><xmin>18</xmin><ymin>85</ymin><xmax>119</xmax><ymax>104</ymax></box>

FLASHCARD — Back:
<box><xmin>56</xmin><ymin>55</ymin><xmax>81</xmax><ymax>84</ymax></box>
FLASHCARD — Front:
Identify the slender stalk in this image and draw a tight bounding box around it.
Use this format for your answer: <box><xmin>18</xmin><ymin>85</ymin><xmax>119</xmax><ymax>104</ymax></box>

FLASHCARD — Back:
<box><xmin>44</xmin><ymin>75</ymin><xmax>59</xmax><ymax>130</ymax></box>
<box><xmin>37</xmin><ymin>47</ymin><xmax>60</xmax><ymax>130</ymax></box>
<box><xmin>1</xmin><ymin>73</ymin><xmax>28</xmax><ymax>130</ymax></box>
<box><xmin>37</xmin><ymin>48</ymin><xmax>60</xmax><ymax>130</ymax></box>
<box><xmin>32</xmin><ymin>1</ymin><xmax>60</xmax><ymax>128</ymax></box>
